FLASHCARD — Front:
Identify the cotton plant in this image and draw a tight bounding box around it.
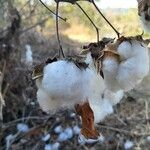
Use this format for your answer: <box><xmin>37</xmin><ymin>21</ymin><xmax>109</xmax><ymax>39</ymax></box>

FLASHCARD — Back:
<box><xmin>32</xmin><ymin>35</ymin><xmax>149</xmax><ymax>144</ymax></box>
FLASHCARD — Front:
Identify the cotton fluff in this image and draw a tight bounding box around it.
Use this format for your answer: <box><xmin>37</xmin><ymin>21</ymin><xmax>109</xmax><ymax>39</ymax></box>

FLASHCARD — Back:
<box><xmin>78</xmin><ymin>133</ymin><xmax>104</xmax><ymax>145</ymax></box>
<box><xmin>103</xmin><ymin>39</ymin><xmax>149</xmax><ymax>92</ymax></box>
<box><xmin>42</xmin><ymin>134</ymin><xmax>51</xmax><ymax>142</ymax></box>
<box><xmin>54</xmin><ymin>125</ymin><xmax>63</xmax><ymax>134</ymax></box>
<box><xmin>57</xmin><ymin>127</ymin><xmax>73</xmax><ymax>141</ymax></box>
<box><xmin>57</xmin><ymin>132</ymin><xmax>69</xmax><ymax>142</ymax></box>
<box><xmin>117</xmin><ymin>40</ymin><xmax>149</xmax><ymax>91</ymax></box>
<box><xmin>73</xmin><ymin>125</ymin><xmax>81</xmax><ymax>135</ymax></box>
<box><xmin>124</xmin><ymin>140</ymin><xmax>134</xmax><ymax>150</ymax></box>
<box><xmin>146</xmin><ymin>135</ymin><xmax>150</xmax><ymax>142</ymax></box>
<box><xmin>64</xmin><ymin>127</ymin><xmax>73</xmax><ymax>139</ymax></box>
<box><xmin>44</xmin><ymin>144</ymin><xmax>52</xmax><ymax>150</ymax></box>
<box><xmin>89</xmin><ymin>90</ymin><xmax>124</xmax><ymax>123</ymax></box>
<box><xmin>25</xmin><ymin>44</ymin><xmax>33</xmax><ymax>66</ymax></box>
<box><xmin>17</xmin><ymin>123</ymin><xmax>29</xmax><ymax>132</ymax></box>
<box><xmin>51</xmin><ymin>142</ymin><xmax>60</xmax><ymax>150</ymax></box>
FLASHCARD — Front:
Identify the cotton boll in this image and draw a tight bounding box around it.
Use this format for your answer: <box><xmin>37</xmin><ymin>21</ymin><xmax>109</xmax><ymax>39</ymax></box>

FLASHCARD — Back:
<box><xmin>54</xmin><ymin>125</ymin><xmax>63</xmax><ymax>134</ymax></box>
<box><xmin>44</xmin><ymin>144</ymin><xmax>52</xmax><ymax>150</ymax></box>
<box><xmin>64</xmin><ymin>127</ymin><xmax>73</xmax><ymax>139</ymax></box>
<box><xmin>117</xmin><ymin>40</ymin><xmax>149</xmax><ymax>91</ymax></box>
<box><xmin>42</xmin><ymin>134</ymin><xmax>51</xmax><ymax>142</ymax></box>
<box><xmin>51</xmin><ymin>142</ymin><xmax>60</xmax><ymax>150</ymax></box>
<box><xmin>39</xmin><ymin>60</ymin><xmax>104</xmax><ymax>111</ymax></box>
<box><xmin>73</xmin><ymin>125</ymin><xmax>81</xmax><ymax>135</ymax></box>
<box><xmin>17</xmin><ymin>123</ymin><xmax>29</xmax><ymax>132</ymax></box>
<box><xmin>25</xmin><ymin>44</ymin><xmax>33</xmax><ymax>66</ymax></box>
<box><xmin>124</xmin><ymin>140</ymin><xmax>134</xmax><ymax>150</ymax></box>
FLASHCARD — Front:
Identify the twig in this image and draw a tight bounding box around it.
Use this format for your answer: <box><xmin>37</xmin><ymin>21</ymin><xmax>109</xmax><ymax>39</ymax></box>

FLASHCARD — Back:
<box><xmin>39</xmin><ymin>0</ymin><xmax>67</xmax><ymax>22</ymax></box>
<box><xmin>91</xmin><ymin>0</ymin><xmax>120</xmax><ymax>38</ymax></box>
<box><xmin>56</xmin><ymin>2</ymin><xmax>65</xmax><ymax>58</ymax></box>
<box><xmin>2</xmin><ymin>116</ymin><xmax>49</xmax><ymax>130</ymax></box>
<box><xmin>99</xmin><ymin>124</ymin><xmax>150</xmax><ymax>136</ymax></box>
<box><xmin>76</xmin><ymin>2</ymin><xmax>99</xmax><ymax>42</ymax></box>
<box><xmin>19</xmin><ymin>17</ymin><xmax>49</xmax><ymax>34</ymax></box>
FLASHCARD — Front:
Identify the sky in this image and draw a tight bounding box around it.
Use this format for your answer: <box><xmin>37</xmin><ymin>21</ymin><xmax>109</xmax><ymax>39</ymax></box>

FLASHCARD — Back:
<box><xmin>98</xmin><ymin>0</ymin><xmax>137</xmax><ymax>9</ymax></box>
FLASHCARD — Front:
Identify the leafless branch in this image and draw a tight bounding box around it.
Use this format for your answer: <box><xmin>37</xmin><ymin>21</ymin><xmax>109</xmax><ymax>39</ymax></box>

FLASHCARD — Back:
<box><xmin>39</xmin><ymin>0</ymin><xmax>67</xmax><ymax>22</ymax></box>
<box><xmin>91</xmin><ymin>0</ymin><xmax>120</xmax><ymax>38</ymax></box>
<box><xmin>76</xmin><ymin>2</ymin><xmax>99</xmax><ymax>42</ymax></box>
<box><xmin>56</xmin><ymin>2</ymin><xmax>65</xmax><ymax>58</ymax></box>
<box><xmin>19</xmin><ymin>17</ymin><xmax>49</xmax><ymax>34</ymax></box>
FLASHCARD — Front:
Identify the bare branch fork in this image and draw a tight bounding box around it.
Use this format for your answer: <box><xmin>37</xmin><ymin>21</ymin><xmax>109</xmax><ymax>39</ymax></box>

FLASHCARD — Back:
<box><xmin>91</xmin><ymin>0</ymin><xmax>120</xmax><ymax>38</ymax></box>
<box><xmin>39</xmin><ymin>0</ymin><xmax>67</xmax><ymax>22</ymax></box>
<box><xmin>76</xmin><ymin>2</ymin><xmax>100</xmax><ymax>42</ymax></box>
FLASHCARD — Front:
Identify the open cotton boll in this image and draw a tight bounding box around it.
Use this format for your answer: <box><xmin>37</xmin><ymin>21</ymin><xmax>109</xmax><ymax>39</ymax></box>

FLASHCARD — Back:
<box><xmin>17</xmin><ymin>123</ymin><xmax>29</xmax><ymax>132</ymax></box>
<box><xmin>25</xmin><ymin>44</ymin><xmax>33</xmax><ymax>66</ymax></box>
<box><xmin>117</xmin><ymin>40</ymin><xmax>149</xmax><ymax>91</ymax></box>
<box><xmin>37</xmin><ymin>60</ymin><xmax>104</xmax><ymax>112</ymax></box>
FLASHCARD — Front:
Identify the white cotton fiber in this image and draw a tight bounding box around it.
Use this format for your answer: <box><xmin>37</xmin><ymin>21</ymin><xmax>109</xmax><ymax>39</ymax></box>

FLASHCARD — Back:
<box><xmin>42</xmin><ymin>134</ymin><xmax>51</xmax><ymax>142</ymax></box>
<box><xmin>44</xmin><ymin>144</ymin><xmax>52</xmax><ymax>150</ymax></box>
<box><xmin>37</xmin><ymin>59</ymin><xmax>104</xmax><ymax>111</ymax></box>
<box><xmin>54</xmin><ymin>125</ymin><xmax>63</xmax><ymax>134</ymax></box>
<box><xmin>73</xmin><ymin>125</ymin><xmax>81</xmax><ymax>135</ymax></box>
<box><xmin>57</xmin><ymin>132</ymin><xmax>68</xmax><ymax>142</ymax></box>
<box><xmin>117</xmin><ymin>40</ymin><xmax>149</xmax><ymax>91</ymax></box>
<box><xmin>64</xmin><ymin>127</ymin><xmax>73</xmax><ymax>139</ymax></box>
<box><xmin>102</xmin><ymin>57</ymin><xmax>120</xmax><ymax>92</ymax></box>
<box><xmin>90</xmin><ymin>99</ymin><xmax>113</xmax><ymax>123</ymax></box>
<box><xmin>124</xmin><ymin>140</ymin><xmax>134</xmax><ymax>150</ymax></box>
<box><xmin>78</xmin><ymin>133</ymin><xmax>104</xmax><ymax>145</ymax></box>
<box><xmin>17</xmin><ymin>123</ymin><xmax>29</xmax><ymax>132</ymax></box>
<box><xmin>51</xmin><ymin>142</ymin><xmax>60</xmax><ymax>150</ymax></box>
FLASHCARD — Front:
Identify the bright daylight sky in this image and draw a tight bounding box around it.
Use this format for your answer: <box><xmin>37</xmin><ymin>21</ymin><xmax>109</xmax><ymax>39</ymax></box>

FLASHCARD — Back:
<box><xmin>98</xmin><ymin>0</ymin><xmax>137</xmax><ymax>9</ymax></box>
